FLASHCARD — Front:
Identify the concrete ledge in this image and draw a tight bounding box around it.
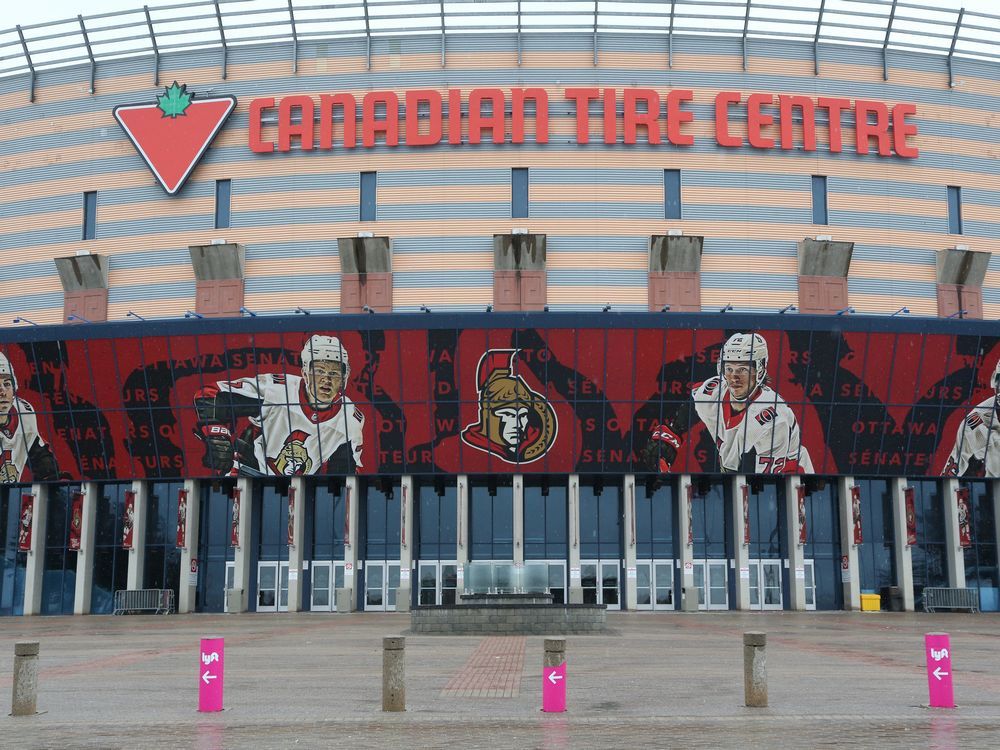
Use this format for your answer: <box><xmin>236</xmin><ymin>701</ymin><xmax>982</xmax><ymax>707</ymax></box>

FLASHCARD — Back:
<box><xmin>410</xmin><ymin>604</ymin><xmax>608</xmax><ymax>635</ymax></box>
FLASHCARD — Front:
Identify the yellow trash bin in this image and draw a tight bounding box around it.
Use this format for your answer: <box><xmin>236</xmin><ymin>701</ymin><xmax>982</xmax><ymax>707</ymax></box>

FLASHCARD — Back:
<box><xmin>860</xmin><ymin>593</ymin><xmax>881</xmax><ymax>611</ymax></box>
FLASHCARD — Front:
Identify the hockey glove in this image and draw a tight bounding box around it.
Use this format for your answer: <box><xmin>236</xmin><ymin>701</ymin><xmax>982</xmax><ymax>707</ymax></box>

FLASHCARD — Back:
<box><xmin>195</xmin><ymin>423</ymin><xmax>235</xmax><ymax>471</ymax></box>
<box><xmin>648</xmin><ymin>423</ymin><xmax>683</xmax><ymax>473</ymax></box>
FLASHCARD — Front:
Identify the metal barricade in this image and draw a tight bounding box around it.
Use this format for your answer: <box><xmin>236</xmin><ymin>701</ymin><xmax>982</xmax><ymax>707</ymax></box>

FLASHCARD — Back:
<box><xmin>923</xmin><ymin>587</ymin><xmax>979</xmax><ymax>613</ymax></box>
<box><xmin>113</xmin><ymin>589</ymin><xmax>175</xmax><ymax>615</ymax></box>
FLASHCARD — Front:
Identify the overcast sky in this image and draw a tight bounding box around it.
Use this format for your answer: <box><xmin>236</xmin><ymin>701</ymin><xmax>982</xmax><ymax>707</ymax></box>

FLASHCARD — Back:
<box><xmin>9</xmin><ymin>0</ymin><xmax>997</xmax><ymax>29</ymax></box>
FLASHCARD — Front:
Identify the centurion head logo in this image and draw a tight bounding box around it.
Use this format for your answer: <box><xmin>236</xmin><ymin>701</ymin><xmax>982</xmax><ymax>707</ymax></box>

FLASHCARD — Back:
<box><xmin>113</xmin><ymin>82</ymin><xmax>237</xmax><ymax>195</ymax></box>
<box><xmin>461</xmin><ymin>349</ymin><xmax>557</xmax><ymax>463</ymax></box>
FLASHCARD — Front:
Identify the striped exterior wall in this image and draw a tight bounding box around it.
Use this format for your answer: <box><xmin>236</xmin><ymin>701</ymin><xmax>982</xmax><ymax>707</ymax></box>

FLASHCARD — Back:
<box><xmin>0</xmin><ymin>32</ymin><xmax>997</xmax><ymax>323</ymax></box>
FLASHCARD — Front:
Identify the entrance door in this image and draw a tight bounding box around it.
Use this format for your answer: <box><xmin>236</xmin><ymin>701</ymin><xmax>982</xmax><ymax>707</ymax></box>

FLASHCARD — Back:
<box><xmin>365</xmin><ymin>561</ymin><xmax>401</xmax><ymax>611</ymax></box>
<box><xmin>223</xmin><ymin>562</ymin><xmax>235</xmax><ymax>613</ymax></box>
<box><xmin>256</xmin><ymin>561</ymin><xmax>289</xmax><ymax>613</ymax></box>
<box><xmin>749</xmin><ymin>560</ymin><xmax>783</xmax><ymax>610</ymax></box>
<box><xmin>693</xmin><ymin>560</ymin><xmax>728</xmax><ymax>610</ymax></box>
<box><xmin>580</xmin><ymin>560</ymin><xmax>620</xmax><ymax>610</ymax></box>
<box><xmin>418</xmin><ymin>561</ymin><xmax>458</xmax><ymax>606</ymax></box>
<box><xmin>310</xmin><ymin>561</ymin><xmax>346</xmax><ymax>612</ymax></box>
<box><xmin>803</xmin><ymin>559</ymin><xmax>817</xmax><ymax>611</ymax></box>
<box><xmin>636</xmin><ymin>561</ymin><xmax>675</xmax><ymax>610</ymax></box>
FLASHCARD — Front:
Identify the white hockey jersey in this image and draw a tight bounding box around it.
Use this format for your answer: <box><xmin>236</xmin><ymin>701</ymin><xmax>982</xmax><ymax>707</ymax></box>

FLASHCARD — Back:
<box><xmin>217</xmin><ymin>373</ymin><xmax>364</xmax><ymax>476</ymax></box>
<box><xmin>0</xmin><ymin>399</ymin><xmax>46</xmax><ymax>483</ymax></box>
<box><xmin>692</xmin><ymin>377</ymin><xmax>813</xmax><ymax>474</ymax></box>
<box><xmin>943</xmin><ymin>397</ymin><xmax>999</xmax><ymax>478</ymax></box>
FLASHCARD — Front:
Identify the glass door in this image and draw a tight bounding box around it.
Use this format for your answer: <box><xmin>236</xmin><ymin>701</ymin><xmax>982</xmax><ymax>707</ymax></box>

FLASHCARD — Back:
<box><xmin>256</xmin><ymin>561</ymin><xmax>289</xmax><ymax>613</ymax></box>
<box><xmin>694</xmin><ymin>560</ymin><xmax>728</xmax><ymax>610</ymax></box>
<box><xmin>311</xmin><ymin>561</ymin><xmax>332</xmax><ymax>611</ymax></box>
<box><xmin>637</xmin><ymin>561</ymin><xmax>675</xmax><ymax>610</ymax></box>
<box><xmin>803</xmin><ymin>559</ymin><xmax>817</xmax><ymax>611</ymax></box>
<box><xmin>365</xmin><ymin>561</ymin><xmax>385</xmax><ymax>610</ymax></box>
<box><xmin>223</xmin><ymin>562</ymin><xmax>235</xmax><ymax>613</ymax></box>
<box><xmin>580</xmin><ymin>560</ymin><xmax>621</xmax><ymax>610</ymax></box>
<box><xmin>418</xmin><ymin>561</ymin><xmax>459</xmax><ymax>606</ymax></box>
<box><xmin>749</xmin><ymin>559</ymin><xmax>782</xmax><ymax>610</ymax></box>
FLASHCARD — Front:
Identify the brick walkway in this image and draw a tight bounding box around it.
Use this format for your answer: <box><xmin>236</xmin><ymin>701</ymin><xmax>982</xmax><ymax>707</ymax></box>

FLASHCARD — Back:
<box><xmin>440</xmin><ymin>636</ymin><xmax>526</xmax><ymax>698</ymax></box>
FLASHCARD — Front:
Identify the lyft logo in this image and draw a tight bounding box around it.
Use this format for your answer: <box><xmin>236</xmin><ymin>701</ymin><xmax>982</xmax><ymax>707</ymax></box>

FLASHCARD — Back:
<box><xmin>930</xmin><ymin>648</ymin><xmax>949</xmax><ymax>661</ymax></box>
<box><xmin>202</xmin><ymin>651</ymin><xmax>220</xmax><ymax>666</ymax></box>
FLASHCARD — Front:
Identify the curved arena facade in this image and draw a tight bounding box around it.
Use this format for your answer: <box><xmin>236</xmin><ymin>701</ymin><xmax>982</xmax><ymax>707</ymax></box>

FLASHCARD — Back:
<box><xmin>0</xmin><ymin>1</ymin><xmax>998</xmax><ymax>617</ymax></box>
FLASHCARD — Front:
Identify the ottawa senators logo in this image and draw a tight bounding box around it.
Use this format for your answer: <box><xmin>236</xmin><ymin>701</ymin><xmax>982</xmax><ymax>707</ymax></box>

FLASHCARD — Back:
<box><xmin>270</xmin><ymin>430</ymin><xmax>314</xmax><ymax>476</ymax></box>
<box><xmin>461</xmin><ymin>349</ymin><xmax>557</xmax><ymax>463</ymax></box>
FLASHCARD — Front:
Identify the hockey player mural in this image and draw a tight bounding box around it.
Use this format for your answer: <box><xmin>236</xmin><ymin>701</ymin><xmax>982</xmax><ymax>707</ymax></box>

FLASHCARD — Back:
<box><xmin>0</xmin><ymin>352</ymin><xmax>59</xmax><ymax>484</ymax></box>
<box><xmin>645</xmin><ymin>333</ymin><xmax>813</xmax><ymax>475</ymax></box>
<box><xmin>194</xmin><ymin>335</ymin><xmax>366</xmax><ymax>477</ymax></box>
<box><xmin>942</xmin><ymin>359</ymin><xmax>1000</xmax><ymax>478</ymax></box>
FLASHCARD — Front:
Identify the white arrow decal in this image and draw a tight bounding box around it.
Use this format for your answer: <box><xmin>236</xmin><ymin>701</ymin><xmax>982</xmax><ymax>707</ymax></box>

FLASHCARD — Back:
<box><xmin>933</xmin><ymin>667</ymin><xmax>949</xmax><ymax>681</ymax></box>
<box><xmin>547</xmin><ymin>672</ymin><xmax>564</xmax><ymax>685</ymax></box>
<box><xmin>202</xmin><ymin>670</ymin><xmax>218</xmax><ymax>685</ymax></box>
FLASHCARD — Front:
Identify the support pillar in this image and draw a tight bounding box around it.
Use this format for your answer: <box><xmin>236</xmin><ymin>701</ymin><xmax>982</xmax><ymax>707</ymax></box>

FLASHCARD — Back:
<box><xmin>22</xmin><ymin>484</ymin><xmax>48</xmax><ymax>616</ymax></box>
<box><xmin>785</xmin><ymin>475</ymin><xmax>806</xmax><ymax>611</ymax></box>
<box><xmin>567</xmin><ymin>474</ymin><xmax>582</xmax><ymax>603</ymax></box>
<box><xmin>730</xmin><ymin>476</ymin><xmax>750</xmax><ymax>610</ymax></box>
<box><xmin>623</xmin><ymin>474</ymin><xmax>637</xmax><ymax>610</ymax></box>
<box><xmin>941</xmin><ymin>478</ymin><xmax>965</xmax><ymax>588</ymax></box>
<box><xmin>286</xmin><ymin>477</ymin><xmax>306</xmax><ymax>612</ymax></box>
<box><xmin>73</xmin><ymin>482</ymin><xmax>99</xmax><ymax>615</ymax></box>
<box><xmin>231</xmin><ymin>477</ymin><xmax>253</xmax><ymax>613</ymax></box>
<box><xmin>125</xmin><ymin>480</ymin><xmax>147</xmax><ymax>590</ymax></box>
<box><xmin>994</xmin><ymin>480</ymin><xmax>1000</xmax><ymax>577</ymax></box>
<box><xmin>177</xmin><ymin>479</ymin><xmax>200</xmax><ymax>614</ymax></box>
<box><xmin>513</xmin><ymin>474</ymin><xmax>524</xmax><ymax>568</ymax></box>
<box><xmin>396</xmin><ymin>475</ymin><xmax>413</xmax><ymax>612</ymax></box>
<box><xmin>338</xmin><ymin>476</ymin><xmax>359</xmax><ymax>612</ymax></box>
<box><xmin>837</xmin><ymin>476</ymin><xmax>861</xmax><ymax>610</ymax></box>
<box><xmin>677</xmin><ymin>475</ymin><xmax>697</xmax><ymax>611</ymax></box>
<box><xmin>891</xmin><ymin>479</ymin><xmax>915</xmax><ymax>612</ymax></box>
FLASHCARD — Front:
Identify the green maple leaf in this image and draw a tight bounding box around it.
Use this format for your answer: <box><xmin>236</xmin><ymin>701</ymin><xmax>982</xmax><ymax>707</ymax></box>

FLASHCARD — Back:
<box><xmin>157</xmin><ymin>81</ymin><xmax>193</xmax><ymax>118</ymax></box>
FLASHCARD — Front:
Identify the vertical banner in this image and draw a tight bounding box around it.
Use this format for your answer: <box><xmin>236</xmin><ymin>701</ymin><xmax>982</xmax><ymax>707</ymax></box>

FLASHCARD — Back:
<box><xmin>629</xmin><ymin>481</ymin><xmax>636</xmax><ymax>545</ymax></box>
<box><xmin>400</xmin><ymin>484</ymin><xmax>407</xmax><ymax>548</ymax></box>
<box><xmin>797</xmin><ymin>483</ymin><xmax>807</xmax><ymax>546</ymax></box>
<box><xmin>17</xmin><ymin>493</ymin><xmax>34</xmax><ymax>551</ymax></box>
<box><xmin>741</xmin><ymin>484</ymin><xmax>750</xmax><ymax>546</ymax></box>
<box><xmin>686</xmin><ymin>483</ymin><xmax>693</xmax><ymax>546</ymax></box>
<box><xmin>851</xmin><ymin>485</ymin><xmax>863</xmax><ymax>545</ymax></box>
<box><xmin>230</xmin><ymin>487</ymin><xmax>241</xmax><ymax>548</ymax></box>
<box><xmin>956</xmin><ymin>487</ymin><xmax>972</xmax><ymax>548</ymax></box>
<box><xmin>904</xmin><ymin>486</ymin><xmax>917</xmax><ymax>546</ymax></box>
<box><xmin>123</xmin><ymin>490</ymin><xmax>136</xmax><ymax>549</ymax></box>
<box><xmin>176</xmin><ymin>488</ymin><xmax>188</xmax><ymax>549</ymax></box>
<box><xmin>287</xmin><ymin>485</ymin><xmax>296</xmax><ymax>547</ymax></box>
<box><xmin>69</xmin><ymin>491</ymin><xmax>84</xmax><ymax>551</ymax></box>
<box><xmin>344</xmin><ymin>483</ymin><xmax>352</xmax><ymax>549</ymax></box>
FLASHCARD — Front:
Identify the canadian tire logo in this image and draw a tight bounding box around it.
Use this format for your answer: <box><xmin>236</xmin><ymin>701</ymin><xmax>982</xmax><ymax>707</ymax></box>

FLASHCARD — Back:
<box><xmin>113</xmin><ymin>82</ymin><xmax>237</xmax><ymax>195</ymax></box>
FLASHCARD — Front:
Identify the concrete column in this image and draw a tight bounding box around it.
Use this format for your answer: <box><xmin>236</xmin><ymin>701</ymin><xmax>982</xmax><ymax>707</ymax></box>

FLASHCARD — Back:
<box><xmin>382</xmin><ymin>636</ymin><xmax>405</xmax><ymax>712</ymax></box>
<box><xmin>784</xmin><ymin>475</ymin><xmax>806</xmax><ymax>611</ymax></box>
<box><xmin>231</xmin><ymin>477</ymin><xmax>254</xmax><ymax>613</ymax></box>
<box><xmin>677</xmin><ymin>475</ymin><xmax>696</xmax><ymax>610</ymax></box>
<box><xmin>11</xmin><ymin>641</ymin><xmax>39</xmax><ymax>716</ymax></box>
<box><xmin>396</xmin><ymin>475</ymin><xmax>413</xmax><ymax>612</ymax></box>
<box><xmin>730</xmin><ymin>476</ymin><xmax>750</xmax><ymax>611</ymax></box>
<box><xmin>567</xmin><ymin>474</ymin><xmax>582</xmax><ymax>603</ymax></box>
<box><xmin>22</xmin><ymin>484</ymin><xmax>48</xmax><ymax>616</ymax></box>
<box><xmin>837</xmin><ymin>476</ymin><xmax>861</xmax><ymax>611</ymax></box>
<box><xmin>177</xmin><ymin>479</ymin><xmax>200</xmax><ymax>614</ymax></box>
<box><xmin>513</xmin><ymin>474</ymin><xmax>524</xmax><ymax>568</ymax></box>
<box><xmin>743</xmin><ymin>632</ymin><xmax>767</xmax><ymax>707</ymax></box>
<box><xmin>941</xmin><ymin>478</ymin><xmax>965</xmax><ymax>588</ymax></box>
<box><xmin>125</xmin><ymin>480</ymin><xmax>147</xmax><ymax>590</ymax></box>
<box><xmin>456</xmin><ymin>475</ymin><xmax>468</xmax><ymax>596</ymax></box>
<box><xmin>73</xmin><ymin>483</ymin><xmax>99</xmax><ymax>615</ymax></box>
<box><xmin>623</xmin><ymin>474</ymin><xmax>637</xmax><ymax>610</ymax></box>
<box><xmin>891</xmin><ymin>478</ymin><xmax>915</xmax><ymax>612</ymax></box>
<box><xmin>286</xmin><ymin>477</ymin><xmax>306</xmax><ymax>612</ymax></box>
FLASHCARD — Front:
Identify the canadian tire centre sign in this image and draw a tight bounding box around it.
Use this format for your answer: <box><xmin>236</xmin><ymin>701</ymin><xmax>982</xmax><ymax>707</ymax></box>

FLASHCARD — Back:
<box><xmin>114</xmin><ymin>84</ymin><xmax>918</xmax><ymax>194</ymax></box>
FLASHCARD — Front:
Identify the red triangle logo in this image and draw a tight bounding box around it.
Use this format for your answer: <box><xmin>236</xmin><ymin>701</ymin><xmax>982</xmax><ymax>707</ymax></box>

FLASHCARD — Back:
<box><xmin>113</xmin><ymin>83</ymin><xmax>237</xmax><ymax>195</ymax></box>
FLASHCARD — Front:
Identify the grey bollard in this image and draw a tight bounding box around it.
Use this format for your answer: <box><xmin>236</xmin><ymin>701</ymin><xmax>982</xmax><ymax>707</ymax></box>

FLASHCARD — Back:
<box><xmin>11</xmin><ymin>641</ymin><xmax>39</xmax><ymax>717</ymax></box>
<box><xmin>743</xmin><ymin>632</ymin><xmax>767</xmax><ymax>708</ymax></box>
<box><xmin>382</xmin><ymin>636</ymin><xmax>405</xmax><ymax>712</ymax></box>
<box><xmin>544</xmin><ymin>638</ymin><xmax>566</xmax><ymax>669</ymax></box>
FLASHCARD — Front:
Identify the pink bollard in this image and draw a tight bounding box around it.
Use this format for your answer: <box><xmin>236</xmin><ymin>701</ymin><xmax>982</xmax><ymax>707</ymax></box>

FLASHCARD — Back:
<box><xmin>542</xmin><ymin>638</ymin><xmax>567</xmax><ymax>713</ymax></box>
<box><xmin>199</xmin><ymin>637</ymin><xmax>225</xmax><ymax>712</ymax></box>
<box><xmin>925</xmin><ymin>633</ymin><xmax>954</xmax><ymax>709</ymax></box>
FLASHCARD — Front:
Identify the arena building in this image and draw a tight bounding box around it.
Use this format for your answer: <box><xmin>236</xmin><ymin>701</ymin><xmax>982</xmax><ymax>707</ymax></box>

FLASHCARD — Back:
<box><xmin>0</xmin><ymin>0</ymin><xmax>997</xmax><ymax>618</ymax></box>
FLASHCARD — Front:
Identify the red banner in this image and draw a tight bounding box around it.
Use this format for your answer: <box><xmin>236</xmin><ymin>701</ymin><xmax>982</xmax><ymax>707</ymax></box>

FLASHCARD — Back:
<box><xmin>176</xmin><ymin>488</ymin><xmax>188</xmax><ymax>548</ymax></box>
<box><xmin>400</xmin><ymin>484</ymin><xmax>407</xmax><ymax>548</ymax></box>
<box><xmin>287</xmin><ymin>485</ymin><xmax>296</xmax><ymax>547</ymax></box>
<box><xmin>904</xmin><ymin>486</ymin><xmax>917</xmax><ymax>546</ymax></box>
<box><xmin>230</xmin><ymin>487</ymin><xmax>241</xmax><ymax>548</ymax></box>
<box><xmin>68</xmin><ymin>491</ymin><xmax>84</xmax><ymax>551</ymax></box>
<box><xmin>122</xmin><ymin>490</ymin><xmax>135</xmax><ymax>549</ymax></box>
<box><xmin>17</xmin><ymin>494</ymin><xmax>34</xmax><ymax>551</ymax></box>
<box><xmin>851</xmin><ymin>485</ymin><xmax>863</xmax><ymax>545</ymax></box>
<box><xmin>344</xmin><ymin>483</ymin><xmax>352</xmax><ymax>549</ymax></box>
<box><xmin>797</xmin><ymin>483</ymin><xmax>807</xmax><ymax>546</ymax></box>
<box><xmin>686</xmin><ymin>483</ymin><xmax>694</xmax><ymax>546</ymax></box>
<box><xmin>956</xmin><ymin>487</ymin><xmax>972</xmax><ymax>548</ymax></box>
<box><xmin>741</xmin><ymin>483</ymin><xmax>750</xmax><ymax>545</ymax></box>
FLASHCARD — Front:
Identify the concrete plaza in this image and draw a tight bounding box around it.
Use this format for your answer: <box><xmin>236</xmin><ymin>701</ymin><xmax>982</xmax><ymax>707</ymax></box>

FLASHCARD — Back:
<box><xmin>1</xmin><ymin>610</ymin><xmax>998</xmax><ymax>748</ymax></box>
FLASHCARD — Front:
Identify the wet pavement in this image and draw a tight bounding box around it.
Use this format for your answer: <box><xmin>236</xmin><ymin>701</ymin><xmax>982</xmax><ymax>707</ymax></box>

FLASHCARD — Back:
<box><xmin>1</xmin><ymin>610</ymin><xmax>998</xmax><ymax>748</ymax></box>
